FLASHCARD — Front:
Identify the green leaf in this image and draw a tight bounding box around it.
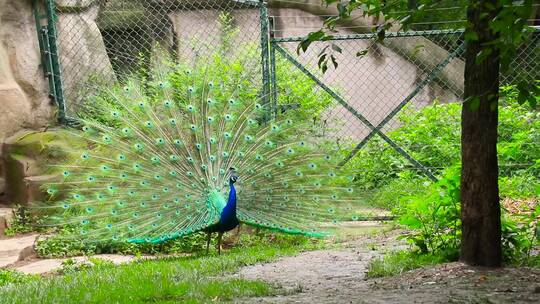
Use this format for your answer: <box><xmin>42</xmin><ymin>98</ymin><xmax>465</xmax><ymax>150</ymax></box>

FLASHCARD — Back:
<box><xmin>356</xmin><ymin>50</ymin><xmax>368</xmax><ymax>57</ymax></box>
<box><xmin>331</xmin><ymin>43</ymin><xmax>342</xmax><ymax>54</ymax></box>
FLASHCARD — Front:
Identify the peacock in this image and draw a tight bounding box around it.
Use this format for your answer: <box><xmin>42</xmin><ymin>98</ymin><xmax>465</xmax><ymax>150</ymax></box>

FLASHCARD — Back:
<box><xmin>40</xmin><ymin>58</ymin><xmax>359</xmax><ymax>253</ymax></box>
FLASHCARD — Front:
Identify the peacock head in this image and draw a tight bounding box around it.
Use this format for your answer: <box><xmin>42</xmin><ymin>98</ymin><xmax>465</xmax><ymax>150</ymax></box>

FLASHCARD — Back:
<box><xmin>229</xmin><ymin>168</ymin><xmax>238</xmax><ymax>184</ymax></box>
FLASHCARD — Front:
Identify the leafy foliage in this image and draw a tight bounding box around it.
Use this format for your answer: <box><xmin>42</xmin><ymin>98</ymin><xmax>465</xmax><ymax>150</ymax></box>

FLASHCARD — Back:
<box><xmin>348</xmin><ymin>84</ymin><xmax>539</xmax><ymax>209</ymax></box>
<box><xmin>396</xmin><ymin>167</ymin><xmax>461</xmax><ymax>260</ymax></box>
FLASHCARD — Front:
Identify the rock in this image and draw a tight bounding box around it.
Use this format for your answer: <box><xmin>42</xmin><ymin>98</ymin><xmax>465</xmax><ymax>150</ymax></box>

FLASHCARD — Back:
<box><xmin>56</xmin><ymin>3</ymin><xmax>116</xmax><ymax>113</ymax></box>
<box><xmin>0</xmin><ymin>208</ymin><xmax>13</xmax><ymax>238</ymax></box>
<box><xmin>0</xmin><ymin>176</ymin><xmax>5</xmax><ymax>199</ymax></box>
<box><xmin>2</xmin><ymin>130</ymin><xmax>78</xmax><ymax>205</ymax></box>
<box><xmin>55</xmin><ymin>0</ymin><xmax>96</xmax><ymax>10</ymax></box>
<box><xmin>0</xmin><ymin>0</ymin><xmax>55</xmax><ymax>143</ymax></box>
<box><xmin>24</xmin><ymin>174</ymin><xmax>61</xmax><ymax>203</ymax></box>
<box><xmin>0</xmin><ymin>234</ymin><xmax>38</xmax><ymax>268</ymax></box>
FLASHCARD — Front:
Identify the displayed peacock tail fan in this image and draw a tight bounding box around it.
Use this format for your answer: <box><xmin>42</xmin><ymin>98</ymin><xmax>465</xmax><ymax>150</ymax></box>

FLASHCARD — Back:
<box><xmin>38</xmin><ymin>57</ymin><xmax>363</xmax><ymax>244</ymax></box>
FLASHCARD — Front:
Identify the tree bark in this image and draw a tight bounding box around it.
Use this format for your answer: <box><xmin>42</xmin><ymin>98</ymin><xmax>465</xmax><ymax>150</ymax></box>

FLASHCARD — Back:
<box><xmin>460</xmin><ymin>0</ymin><xmax>501</xmax><ymax>267</ymax></box>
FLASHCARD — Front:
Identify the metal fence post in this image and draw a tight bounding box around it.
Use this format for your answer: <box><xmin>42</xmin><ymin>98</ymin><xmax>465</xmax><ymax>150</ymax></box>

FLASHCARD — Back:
<box><xmin>44</xmin><ymin>0</ymin><xmax>66</xmax><ymax>124</ymax></box>
<box><xmin>259</xmin><ymin>0</ymin><xmax>271</xmax><ymax>120</ymax></box>
<box><xmin>269</xmin><ymin>16</ymin><xmax>278</xmax><ymax>118</ymax></box>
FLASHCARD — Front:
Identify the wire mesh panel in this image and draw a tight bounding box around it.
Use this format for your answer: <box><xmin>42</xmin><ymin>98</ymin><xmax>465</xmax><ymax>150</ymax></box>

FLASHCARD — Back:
<box><xmin>270</xmin><ymin>12</ymin><xmax>539</xmax><ymax>189</ymax></box>
<box><xmin>52</xmin><ymin>0</ymin><xmax>265</xmax><ymax>117</ymax></box>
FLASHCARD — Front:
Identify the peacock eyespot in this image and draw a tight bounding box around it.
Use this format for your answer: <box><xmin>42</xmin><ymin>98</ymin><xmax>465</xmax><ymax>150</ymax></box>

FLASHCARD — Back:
<box><xmin>163</xmin><ymin>100</ymin><xmax>172</xmax><ymax>108</ymax></box>
<box><xmin>138</xmin><ymin>102</ymin><xmax>145</xmax><ymax>108</ymax></box>
<box><xmin>62</xmin><ymin>171</ymin><xmax>70</xmax><ymax>177</ymax></box>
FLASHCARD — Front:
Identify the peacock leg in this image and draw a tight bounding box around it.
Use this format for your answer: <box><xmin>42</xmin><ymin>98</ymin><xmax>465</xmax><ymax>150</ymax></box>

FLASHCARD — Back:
<box><xmin>206</xmin><ymin>232</ymin><xmax>212</xmax><ymax>254</ymax></box>
<box><xmin>235</xmin><ymin>224</ymin><xmax>242</xmax><ymax>243</ymax></box>
<box><xmin>216</xmin><ymin>231</ymin><xmax>224</xmax><ymax>255</ymax></box>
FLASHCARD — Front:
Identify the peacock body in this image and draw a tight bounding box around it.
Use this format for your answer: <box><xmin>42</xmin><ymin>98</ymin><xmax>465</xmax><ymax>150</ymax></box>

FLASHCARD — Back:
<box><xmin>41</xmin><ymin>59</ymin><xmax>358</xmax><ymax>251</ymax></box>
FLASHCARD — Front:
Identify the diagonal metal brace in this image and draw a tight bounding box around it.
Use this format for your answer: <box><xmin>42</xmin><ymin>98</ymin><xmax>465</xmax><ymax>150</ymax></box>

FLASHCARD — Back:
<box><xmin>273</xmin><ymin>43</ymin><xmax>438</xmax><ymax>181</ymax></box>
<box><xmin>340</xmin><ymin>42</ymin><xmax>465</xmax><ymax>169</ymax></box>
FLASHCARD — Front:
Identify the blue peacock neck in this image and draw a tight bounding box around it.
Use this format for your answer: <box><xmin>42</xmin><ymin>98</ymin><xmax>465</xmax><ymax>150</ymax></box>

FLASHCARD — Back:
<box><xmin>220</xmin><ymin>181</ymin><xmax>237</xmax><ymax>220</ymax></box>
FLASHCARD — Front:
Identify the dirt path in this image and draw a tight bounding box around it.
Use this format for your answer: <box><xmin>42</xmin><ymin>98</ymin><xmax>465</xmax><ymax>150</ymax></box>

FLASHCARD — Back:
<box><xmin>236</xmin><ymin>225</ymin><xmax>540</xmax><ymax>304</ymax></box>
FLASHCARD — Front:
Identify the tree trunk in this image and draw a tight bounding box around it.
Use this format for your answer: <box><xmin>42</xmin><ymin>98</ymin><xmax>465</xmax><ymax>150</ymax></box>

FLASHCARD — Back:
<box><xmin>460</xmin><ymin>0</ymin><xmax>501</xmax><ymax>267</ymax></box>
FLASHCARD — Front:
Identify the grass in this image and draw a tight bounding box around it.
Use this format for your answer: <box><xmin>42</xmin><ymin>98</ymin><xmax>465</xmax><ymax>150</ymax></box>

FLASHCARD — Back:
<box><xmin>0</xmin><ymin>270</ymin><xmax>39</xmax><ymax>287</ymax></box>
<box><xmin>366</xmin><ymin>250</ymin><xmax>449</xmax><ymax>278</ymax></box>
<box><xmin>0</xmin><ymin>234</ymin><xmax>323</xmax><ymax>304</ymax></box>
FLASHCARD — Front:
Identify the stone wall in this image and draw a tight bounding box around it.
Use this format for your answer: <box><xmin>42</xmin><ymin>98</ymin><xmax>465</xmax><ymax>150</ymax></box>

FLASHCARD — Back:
<box><xmin>0</xmin><ymin>0</ymin><xmax>55</xmax><ymax>201</ymax></box>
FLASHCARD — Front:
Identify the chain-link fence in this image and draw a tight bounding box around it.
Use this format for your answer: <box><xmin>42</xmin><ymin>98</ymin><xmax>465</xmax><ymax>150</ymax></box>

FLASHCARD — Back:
<box><xmin>35</xmin><ymin>1</ymin><xmax>539</xmax><ymax>202</ymax></box>
<box><xmin>269</xmin><ymin>14</ymin><xmax>539</xmax><ymax>202</ymax></box>
<box><xmin>43</xmin><ymin>0</ymin><xmax>267</xmax><ymax>118</ymax></box>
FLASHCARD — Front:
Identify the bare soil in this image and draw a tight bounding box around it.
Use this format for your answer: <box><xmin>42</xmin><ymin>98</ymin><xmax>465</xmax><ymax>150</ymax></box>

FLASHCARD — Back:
<box><xmin>236</xmin><ymin>227</ymin><xmax>540</xmax><ymax>304</ymax></box>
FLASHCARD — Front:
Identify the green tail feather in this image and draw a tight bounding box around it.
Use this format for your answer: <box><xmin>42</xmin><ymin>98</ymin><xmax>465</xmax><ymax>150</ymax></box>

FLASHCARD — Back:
<box><xmin>38</xmin><ymin>57</ymin><xmax>363</xmax><ymax>243</ymax></box>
